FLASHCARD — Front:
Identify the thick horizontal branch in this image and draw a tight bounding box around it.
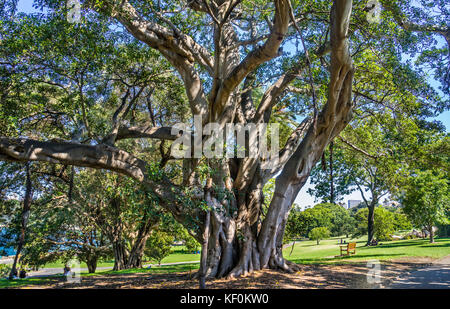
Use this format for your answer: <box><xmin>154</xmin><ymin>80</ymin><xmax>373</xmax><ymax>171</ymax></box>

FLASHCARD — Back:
<box><xmin>0</xmin><ymin>136</ymin><xmax>203</xmax><ymax>233</ymax></box>
<box><xmin>0</xmin><ymin>137</ymin><xmax>149</xmax><ymax>181</ymax></box>
<box><xmin>114</xmin><ymin>125</ymin><xmax>183</xmax><ymax>141</ymax></box>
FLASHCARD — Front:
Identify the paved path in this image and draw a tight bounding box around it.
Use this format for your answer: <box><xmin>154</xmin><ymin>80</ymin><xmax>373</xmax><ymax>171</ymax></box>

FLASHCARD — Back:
<box><xmin>390</xmin><ymin>256</ymin><xmax>450</xmax><ymax>289</ymax></box>
<box><xmin>26</xmin><ymin>260</ymin><xmax>200</xmax><ymax>278</ymax></box>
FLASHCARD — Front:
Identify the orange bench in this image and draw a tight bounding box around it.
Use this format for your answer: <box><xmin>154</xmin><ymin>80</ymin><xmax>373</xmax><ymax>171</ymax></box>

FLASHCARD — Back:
<box><xmin>340</xmin><ymin>242</ymin><xmax>357</xmax><ymax>256</ymax></box>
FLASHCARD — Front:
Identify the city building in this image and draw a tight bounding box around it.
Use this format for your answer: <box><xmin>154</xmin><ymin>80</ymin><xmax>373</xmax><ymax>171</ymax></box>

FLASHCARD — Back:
<box><xmin>347</xmin><ymin>200</ymin><xmax>362</xmax><ymax>209</ymax></box>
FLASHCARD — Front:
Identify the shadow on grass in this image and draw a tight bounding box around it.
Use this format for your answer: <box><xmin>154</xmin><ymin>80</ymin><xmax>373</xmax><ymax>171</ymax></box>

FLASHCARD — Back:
<box><xmin>1</xmin><ymin>263</ymin><xmax>201</xmax><ymax>288</ymax></box>
<box><xmin>373</xmin><ymin>241</ymin><xmax>428</xmax><ymax>249</ymax></box>
<box><xmin>421</xmin><ymin>242</ymin><xmax>450</xmax><ymax>248</ymax></box>
<box><xmin>0</xmin><ymin>275</ymin><xmax>63</xmax><ymax>288</ymax></box>
<box><xmin>86</xmin><ymin>263</ymin><xmax>200</xmax><ymax>277</ymax></box>
<box><xmin>288</xmin><ymin>253</ymin><xmax>405</xmax><ymax>265</ymax></box>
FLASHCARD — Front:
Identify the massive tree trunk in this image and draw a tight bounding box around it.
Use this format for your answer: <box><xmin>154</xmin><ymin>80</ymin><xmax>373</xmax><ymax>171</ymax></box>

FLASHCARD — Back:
<box><xmin>112</xmin><ymin>241</ymin><xmax>128</xmax><ymax>271</ymax></box>
<box><xmin>86</xmin><ymin>254</ymin><xmax>98</xmax><ymax>273</ymax></box>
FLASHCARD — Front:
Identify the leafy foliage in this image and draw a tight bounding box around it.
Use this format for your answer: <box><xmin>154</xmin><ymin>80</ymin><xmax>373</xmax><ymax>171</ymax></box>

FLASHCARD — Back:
<box><xmin>308</xmin><ymin>227</ymin><xmax>330</xmax><ymax>245</ymax></box>
<box><xmin>145</xmin><ymin>229</ymin><xmax>174</xmax><ymax>265</ymax></box>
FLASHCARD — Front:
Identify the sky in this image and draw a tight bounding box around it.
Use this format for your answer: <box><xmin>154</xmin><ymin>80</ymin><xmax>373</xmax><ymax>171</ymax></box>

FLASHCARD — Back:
<box><xmin>14</xmin><ymin>0</ymin><xmax>450</xmax><ymax>210</ymax></box>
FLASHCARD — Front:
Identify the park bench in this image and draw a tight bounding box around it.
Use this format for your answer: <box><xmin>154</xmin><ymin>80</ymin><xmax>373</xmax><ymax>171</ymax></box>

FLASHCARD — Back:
<box><xmin>340</xmin><ymin>242</ymin><xmax>357</xmax><ymax>256</ymax></box>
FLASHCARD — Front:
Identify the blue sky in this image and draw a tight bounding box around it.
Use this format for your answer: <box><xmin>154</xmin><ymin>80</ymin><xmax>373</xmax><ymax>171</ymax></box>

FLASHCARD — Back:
<box><xmin>15</xmin><ymin>0</ymin><xmax>450</xmax><ymax>209</ymax></box>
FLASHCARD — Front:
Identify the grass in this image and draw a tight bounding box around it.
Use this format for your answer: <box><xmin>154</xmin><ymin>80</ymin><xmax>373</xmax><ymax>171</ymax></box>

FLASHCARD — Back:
<box><xmin>41</xmin><ymin>245</ymin><xmax>200</xmax><ymax>269</ymax></box>
<box><xmin>159</xmin><ymin>246</ymin><xmax>200</xmax><ymax>264</ymax></box>
<box><xmin>284</xmin><ymin>236</ymin><xmax>450</xmax><ymax>264</ymax></box>
<box><xmin>42</xmin><ymin>260</ymin><xmax>115</xmax><ymax>269</ymax></box>
<box><xmin>82</xmin><ymin>263</ymin><xmax>200</xmax><ymax>277</ymax></box>
<box><xmin>0</xmin><ymin>276</ymin><xmax>61</xmax><ymax>289</ymax></box>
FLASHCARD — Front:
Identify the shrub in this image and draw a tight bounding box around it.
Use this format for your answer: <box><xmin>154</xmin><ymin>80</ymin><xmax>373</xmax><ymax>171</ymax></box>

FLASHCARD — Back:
<box><xmin>144</xmin><ymin>230</ymin><xmax>174</xmax><ymax>265</ymax></box>
<box><xmin>403</xmin><ymin>234</ymin><xmax>418</xmax><ymax>240</ymax></box>
<box><xmin>309</xmin><ymin>227</ymin><xmax>331</xmax><ymax>245</ymax></box>
<box><xmin>184</xmin><ymin>236</ymin><xmax>200</xmax><ymax>253</ymax></box>
<box><xmin>0</xmin><ymin>264</ymin><xmax>11</xmax><ymax>279</ymax></box>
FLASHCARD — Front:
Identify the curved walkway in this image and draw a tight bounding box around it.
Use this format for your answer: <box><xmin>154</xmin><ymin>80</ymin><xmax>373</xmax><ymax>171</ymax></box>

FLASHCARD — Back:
<box><xmin>389</xmin><ymin>255</ymin><xmax>450</xmax><ymax>289</ymax></box>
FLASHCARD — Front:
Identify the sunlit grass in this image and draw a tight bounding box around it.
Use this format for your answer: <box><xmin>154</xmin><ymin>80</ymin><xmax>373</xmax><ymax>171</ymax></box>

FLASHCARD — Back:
<box><xmin>41</xmin><ymin>245</ymin><xmax>200</xmax><ymax>269</ymax></box>
<box><xmin>0</xmin><ymin>276</ymin><xmax>61</xmax><ymax>288</ymax></box>
<box><xmin>284</xmin><ymin>236</ymin><xmax>450</xmax><ymax>264</ymax></box>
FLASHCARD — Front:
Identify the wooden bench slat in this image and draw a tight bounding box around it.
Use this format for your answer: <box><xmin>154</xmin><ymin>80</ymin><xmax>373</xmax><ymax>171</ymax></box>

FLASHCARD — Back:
<box><xmin>340</xmin><ymin>242</ymin><xmax>357</xmax><ymax>256</ymax></box>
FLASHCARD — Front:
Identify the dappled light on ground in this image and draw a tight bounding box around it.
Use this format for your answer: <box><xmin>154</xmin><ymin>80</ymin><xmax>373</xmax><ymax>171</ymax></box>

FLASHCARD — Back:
<box><xmin>3</xmin><ymin>260</ymin><xmax>432</xmax><ymax>289</ymax></box>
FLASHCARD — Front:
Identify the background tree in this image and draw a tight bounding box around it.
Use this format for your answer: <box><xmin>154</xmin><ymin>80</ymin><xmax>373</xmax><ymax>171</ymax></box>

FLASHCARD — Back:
<box><xmin>351</xmin><ymin>206</ymin><xmax>410</xmax><ymax>242</ymax></box>
<box><xmin>20</xmin><ymin>195</ymin><xmax>111</xmax><ymax>273</ymax></box>
<box><xmin>399</xmin><ymin>170</ymin><xmax>449</xmax><ymax>243</ymax></box>
<box><xmin>309</xmin><ymin>227</ymin><xmax>330</xmax><ymax>245</ymax></box>
<box><xmin>286</xmin><ymin>202</ymin><xmax>354</xmax><ymax>239</ymax></box>
<box><xmin>71</xmin><ymin>170</ymin><xmax>165</xmax><ymax>270</ymax></box>
<box><xmin>145</xmin><ymin>229</ymin><xmax>174</xmax><ymax>266</ymax></box>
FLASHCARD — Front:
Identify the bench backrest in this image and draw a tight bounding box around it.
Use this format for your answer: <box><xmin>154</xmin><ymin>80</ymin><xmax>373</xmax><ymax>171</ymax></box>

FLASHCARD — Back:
<box><xmin>348</xmin><ymin>243</ymin><xmax>356</xmax><ymax>249</ymax></box>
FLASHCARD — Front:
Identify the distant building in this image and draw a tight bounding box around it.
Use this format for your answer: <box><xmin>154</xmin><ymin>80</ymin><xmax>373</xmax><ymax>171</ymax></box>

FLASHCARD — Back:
<box><xmin>347</xmin><ymin>200</ymin><xmax>362</xmax><ymax>209</ymax></box>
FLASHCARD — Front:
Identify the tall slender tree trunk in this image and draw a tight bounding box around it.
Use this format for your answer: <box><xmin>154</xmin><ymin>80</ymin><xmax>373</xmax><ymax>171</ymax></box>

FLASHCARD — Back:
<box><xmin>0</xmin><ymin>0</ymin><xmax>355</xmax><ymax>283</ymax></box>
<box><xmin>367</xmin><ymin>202</ymin><xmax>375</xmax><ymax>246</ymax></box>
<box><xmin>429</xmin><ymin>225</ymin><xmax>435</xmax><ymax>243</ymax></box>
<box><xmin>329</xmin><ymin>141</ymin><xmax>335</xmax><ymax>204</ymax></box>
<box><xmin>126</xmin><ymin>215</ymin><xmax>159</xmax><ymax>269</ymax></box>
<box><xmin>9</xmin><ymin>164</ymin><xmax>32</xmax><ymax>280</ymax></box>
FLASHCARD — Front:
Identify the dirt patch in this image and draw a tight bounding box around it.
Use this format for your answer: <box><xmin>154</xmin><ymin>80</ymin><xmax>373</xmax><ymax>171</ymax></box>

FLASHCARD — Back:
<box><xmin>12</xmin><ymin>259</ymin><xmax>432</xmax><ymax>289</ymax></box>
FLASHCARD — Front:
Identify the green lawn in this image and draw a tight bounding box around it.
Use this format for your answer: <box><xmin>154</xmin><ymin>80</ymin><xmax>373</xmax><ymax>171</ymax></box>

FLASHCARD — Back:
<box><xmin>41</xmin><ymin>245</ymin><xmax>199</xmax><ymax>269</ymax></box>
<box><xmin>0</xmin><ymin>276</ymin><xmax>61</xmax><ymax>289</ymax></box>
<box><xmin>284</xmin><ymin>236</ymin><xmax>450</xmax><ymax>264</ymax></box>
<box><xmin>42</xmin><ymin>260</ymin><xmax>116</xmax><ymax>269</ymax></box>
<box><xmin>159</xmin><ymin>246</ymin><xmax>200</xmax><ymax>264</ymax></box>
<box><xmin>83</xmin><ymin>263</ymin><xmax>200</xmax><ymax>277</ymax></box>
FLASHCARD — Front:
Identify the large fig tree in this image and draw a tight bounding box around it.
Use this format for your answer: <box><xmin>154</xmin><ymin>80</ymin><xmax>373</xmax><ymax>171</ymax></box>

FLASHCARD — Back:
<box><xmin>0</xmin><ymin>0</ymin><xmax>446</xmax><ymax>280</ymax></box>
